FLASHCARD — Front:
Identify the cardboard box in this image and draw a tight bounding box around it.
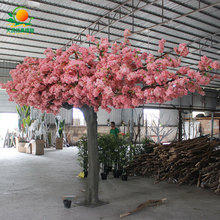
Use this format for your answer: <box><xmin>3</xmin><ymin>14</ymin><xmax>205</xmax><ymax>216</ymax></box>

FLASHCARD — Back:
<box><xmin>25</xmin><ymin>143</ymin><xmax>32</xmax><ymax>154</ymax></box>
<box><xmin>15</xmin><ymin>138</ymin><xmax>26</xmax><ymax>153</ymax></box>
<box><xmin>56</xmin><ymin>138</ymin><xmax>63</xmax><ymax>150</ymax></box>
<box><xmin>31</xmin><ymin>140</ymin><xmax>44</xmax><ymax>155</ymax></box>
<box><xmin>17</xmin><ymin>142</ymin><xmax>26</xmax><ymax>153</ymax></box>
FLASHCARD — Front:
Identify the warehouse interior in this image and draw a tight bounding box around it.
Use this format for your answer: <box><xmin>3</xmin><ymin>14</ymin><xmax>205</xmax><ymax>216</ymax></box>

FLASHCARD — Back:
<box><xmin>0</xmin><ymin>0</ymin><xmax>220</xmax><ymax>219</ymax></box>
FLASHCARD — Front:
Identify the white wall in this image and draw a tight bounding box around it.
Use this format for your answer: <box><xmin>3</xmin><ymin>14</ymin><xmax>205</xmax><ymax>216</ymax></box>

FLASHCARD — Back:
<box><xmin>121</xmin><ymin>108</ymin><xmax>144</xmax><ymax>126</ymax></box>
<box><xmin>31</xmin><ymin>108</ymin><xmax>73</xmax><ymax>125</ymax></box>
<box><xmin>159</xmin><ymin>90</ymin><xmax>218</xmax><ymax>126</ymax></box>
<box><xmin>97</xmin><ymin>107</ymin><xmax>122</xmax><ymax>125</ymax></box>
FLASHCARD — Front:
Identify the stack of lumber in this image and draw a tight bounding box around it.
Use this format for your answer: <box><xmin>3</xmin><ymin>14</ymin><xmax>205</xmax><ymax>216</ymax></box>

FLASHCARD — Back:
<box><xmin>198</xmin><ymin>149</ymin><xmax>220</xmax><ymax>194</ymax></box>
<box><xmin>127</xmin><ymin>136</ymin><xmax>220</xmax><ymax>193</ymax></box>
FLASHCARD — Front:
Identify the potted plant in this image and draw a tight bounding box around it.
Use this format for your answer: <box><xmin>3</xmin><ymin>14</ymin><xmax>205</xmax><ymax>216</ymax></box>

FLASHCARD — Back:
<box><xmin>121</xmin><ymin>163</ymin><xmax>128</xmax><ymax>181</ymax></box>
<box><xmin>31</xmin><ymin>116</ymin><xmax>45</xmax><ymax>155</ymax></box>
<box><xmin>98</xmin><ymin>134</ymin><xmax>119</xmax><ymax>180</ymax></box>
<box><xmin>112</xmin><ymin>135</ymin><xmax>130</xmax><ymax>178</ymax></box>
<box><xmin>107</xmin><ymin>118</ymin><xmax>110</xmax><ymax>126</ymax></box>
<box><xmin>112</xmin><ymin>144</ymin><xmax>122</xmax><ymax>178</ymax></box>
<box><xmin>121</xmin><ymin>170</ymin><xmax>128</xmax><ymax>181</ymax></box>
<box><xmin>77</xmin><ymin>135</ymin><xmax>88</xmax><ymax>177</ymax></box>
<box><xmin>77</xmin><ymin>134</ymin><xmax>130</xmax><ymax>180</ymax></box>
<box><xmin>55</xmin><ymin>116</ymin><xmax>65</xmax><ymax>150</ymax></box>
<box><xmin>16</xmin><ymin>105</ymin><xmax>32</xmax><ymax>153</ymax></box>
<box><xmin>31</xmin><ymin>138</ymin><xmax>44</xmax><ymax>155</ymax></box>
<box><xmin>120</xmin><ymin>139</ymin><xmax>130</xmax><ymax>181</ymax></box>
<box><xmin>98</xmin><ymin>136</ymin><xmax>109</xmax><ymax>180</ymax></box>
<box><xmin>15</xmin><ymin>136</ymin><xmax>27</xmax><ymax>153</ymax></box>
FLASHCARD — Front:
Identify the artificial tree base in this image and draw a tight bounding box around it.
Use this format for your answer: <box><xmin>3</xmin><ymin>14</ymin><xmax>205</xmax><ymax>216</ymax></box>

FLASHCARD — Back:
<box><xmin>62</xmin><ymin>195</ymin><xmax>108</xmax><ymax>208</ymax></box>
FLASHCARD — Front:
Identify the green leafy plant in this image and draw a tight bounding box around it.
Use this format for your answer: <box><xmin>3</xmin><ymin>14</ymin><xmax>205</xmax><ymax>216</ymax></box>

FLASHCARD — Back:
<box><xmin>116</xmin><ymin>135</ymin><xmax>130</xmax><ymax>170</ymax></box>
<box><xmin>133</xmin><ymin>137</ymin><xmax>154</xmax><ymax>156</ymax></box>
<box><xmin>32</xmin><ymin>113</ymin><xmax>46</xmax><ymax>140</ymax></box>
<box><xmin>16</xmin><ymin>105</ymin><xmax>31</xmax><ymax>128</ymax></box>
<box><xmin>98</xmin><ymin>134</ymin><xmax>118</xmax><ymax>171</ymax></box>
<box><xmin>55</xmin><ymin>116</ymin><xmax>65</xmax><ymax>138</ymax></box>
<box><xmin>16</xmin><ymin>105</ymin><xmax>32</xmax><ymax>140</ymax></box>
<box><xmin>77</xmin><ymin>135</ymin><xmax>88</xmax><ymax>173</ymax></box>
<box><xmin>77</xmin><ymin>134</ymin><xmax>131</xmax><ymax>173</ymax></box>
<box><xmin>48</xmin><ymin>132</ymin><xmax>52</xmax><ymax>145</ymax></box>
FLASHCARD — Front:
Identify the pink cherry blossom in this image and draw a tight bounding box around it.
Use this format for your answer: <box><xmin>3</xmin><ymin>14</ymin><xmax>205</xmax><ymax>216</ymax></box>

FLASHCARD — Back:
<box><xmin>158</xmin><ymin>39</ymin><xmax>166</xmax><ymax>54</ymax></box>
<box><xmin>198</xmin><ymin>56</ymin><xmax>212</xmax><ymax>71</ymax></box>
<box><xmin>124</xmin><ymin>29</ymin><xmax>131</xmax><ymax>38</ymax></box>
<box><xmin>174</xmin><ymin>43</ymin><xmax>189</xmax><ymax>56</ymax></box>
<box><xmin>211</xmin><ymin>61</ymin><xmax>220</xmax><ymax>70</ymax></box>
<box><xmin>1</xmin><ymin>29</ymin><xmax>219</xmax><ymax>115</ymax></box>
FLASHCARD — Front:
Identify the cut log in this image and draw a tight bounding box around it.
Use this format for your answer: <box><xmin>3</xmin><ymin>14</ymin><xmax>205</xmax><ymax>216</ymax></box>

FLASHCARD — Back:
<box><xmin>120</xmin><ymin>198</ymin><xmax>167</xmax><ymax>218</ymax></box>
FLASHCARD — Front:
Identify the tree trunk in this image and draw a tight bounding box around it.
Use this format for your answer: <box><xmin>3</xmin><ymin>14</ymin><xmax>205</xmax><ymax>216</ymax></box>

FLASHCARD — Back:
<box><xmin>80</xmin><ymin>105</ymin><xmax>100</xmax><ymax>205</ymax></box>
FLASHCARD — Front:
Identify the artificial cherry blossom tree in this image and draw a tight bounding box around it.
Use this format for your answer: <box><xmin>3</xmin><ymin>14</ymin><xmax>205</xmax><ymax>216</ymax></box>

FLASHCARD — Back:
<box><xmin>1</xmin><ymin>30</ymin><xmax>220</xmax><ymax>205</ymax></box>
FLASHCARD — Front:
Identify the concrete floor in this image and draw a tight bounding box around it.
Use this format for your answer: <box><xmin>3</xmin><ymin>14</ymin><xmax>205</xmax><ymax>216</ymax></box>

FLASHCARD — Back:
<box><xmin>0</xmin><ymin>148</ymin><xmax>219</xmax><ymax>220</ymax></box>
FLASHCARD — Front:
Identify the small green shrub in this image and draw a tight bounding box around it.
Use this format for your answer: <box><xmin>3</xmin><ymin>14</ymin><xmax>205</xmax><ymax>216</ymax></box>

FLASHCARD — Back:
<box><xmin>77</xmin><ymin>135</ymin><xmax>88</xmax><ymax>172</ymax></box>
<box><xmin>76</xmin><ymin>135</ymin><xmax>154</xmax><ymax>174</ymax></box>
<box><xmin>77</xmin><ymin>134</ymin><xmax>131</xmax><ymax>172</ymax></box>
<box><xmin>133</xmin><ymin>137</ymin><xmax>154</xmax><ymax>155</ymax></box>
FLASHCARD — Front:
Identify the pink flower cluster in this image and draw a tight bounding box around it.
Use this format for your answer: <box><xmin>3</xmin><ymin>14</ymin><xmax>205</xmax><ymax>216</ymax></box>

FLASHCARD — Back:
<box><xmin>158</xmin><ymin>39</ymin><xmax>166</xmax><ymax>54</ymax></box>
<box><xmin>1</xmin><ymin>29</ymin><xmax>219</xmax><ymax>115</ymax></box>
<box><xmin>174</xmin><ymin>43</ymin><xmax>189</xmax><ymax>56</ymax></box>
<box><xmin>198</xmin><ymin>56</ymin><xmax>220</xmax><ymax>71</ymax></box>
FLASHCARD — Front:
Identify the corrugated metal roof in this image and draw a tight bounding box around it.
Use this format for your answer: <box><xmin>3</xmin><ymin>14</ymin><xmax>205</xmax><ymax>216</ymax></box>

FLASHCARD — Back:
<box><xmin>0</xmin><ymin>0</ymin><xmax>219</xmax><ymax>89</ymax></box>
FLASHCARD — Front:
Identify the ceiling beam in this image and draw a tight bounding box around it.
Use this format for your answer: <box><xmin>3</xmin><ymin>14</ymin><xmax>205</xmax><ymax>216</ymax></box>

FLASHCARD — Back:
<box><xmin>0</xmin><ymin>58</ymin><xmax>21</xmax><ymax>63</ymax></box>
<box><xmin>137</xmin><ymin>104</ymin><xmax>220</xmax><ymax>112</ymax></box>
<box><xmin>2</xmin><ymin>1</ymin><xmax>220</xmax><ymax>50</ymax></box>
<box><xmin>68</xmin><ymin>0</ymin><xmax>133</xmax><ymax>44</ymax></box>
<box><xmin>0</xmin><ymin>37</ymin><xmax>212</xmax><ymax>68</ymax></box>
<box><xmin>65</xmin><ymin>0</ymin><xmax>161</xmax><ymax>46</ymax></box>
<box><xmin>1</xmin><ymin>13</ymin><xmax>219</xmax><ymax>58</ymax></box>
<box><xmin>0</xmin><ymin>40</ymin><xmax>57</xmax><ymax>51</ymax></box>
<box><xmin>111</xmin><ymin>0</ymin><xmax>220</xmax><ymax>29</ymax></box>
<box><xmin>0</xmin><ymin>47</ymin><xmax>44</xmax><ymax>55</ymax></box>
<box><xmin>0</xmin><ymin>33</ymin><xmax>219</xmax><ymax>69</ymax></box>
<box><xmin>32</xmin><ymin>0</ymin><xmax>220</xmax><ymax>38</ymax></box>
<box><xmin>0</xmin><ymin>53</ymin><xmax>38</xmax><ymax>59</ymax></box>
<box><xmin>55</xmin><ymin>0</ymin><xmax>220</xmax><ymax>47</ymax></box>
<box><xmin>169</xmin><ymin>0</ymin><xmax>220</xmax><ymax>21</ymax></box>
<box><xmin>0</xmin><ymin>33</ymin><xmax>69</xmax><ymax>47</ymax></box>
<box><xmin>114</xmin><ymin>1</ymin><xmax>220</xmax><ymax>41</ymax></box>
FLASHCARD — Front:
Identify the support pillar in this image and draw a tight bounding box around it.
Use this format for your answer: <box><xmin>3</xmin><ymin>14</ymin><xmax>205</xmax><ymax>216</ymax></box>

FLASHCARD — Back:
<box><xmin>178</xmin><ymin>110</ymin><xmax>182</xmax><ymax>141</ymax></box>
<box><xmin>211</xmin><ymin>112</ymin><xmax>214</xmax><ymax>140</ymax></box>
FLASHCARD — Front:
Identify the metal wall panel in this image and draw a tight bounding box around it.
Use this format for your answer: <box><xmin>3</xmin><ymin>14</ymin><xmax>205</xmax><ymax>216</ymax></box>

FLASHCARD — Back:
<box><xmin>0</xmin><ymin>89</ymin><xmax>17</xmax><ymax>113</ymax></box>
<box><xmin>121</xmin><ymin>108</ymin><xmax>144</xmax><ymax>126</ymax></box>
<box><xmin>97</xmin><ymin>107</ymin><xmax>122</xmax><ymax>126</ymax></box>
<box><xmin>31</xmin><ymin>107</ymin><xmax>73</xmax><ymax>125</ymax></box>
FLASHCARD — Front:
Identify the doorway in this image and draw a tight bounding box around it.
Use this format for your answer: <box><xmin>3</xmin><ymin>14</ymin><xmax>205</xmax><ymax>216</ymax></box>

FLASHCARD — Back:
<box><xmin>0</xmin><ymin>113</ymin><xmax>18</xmax><ymax>147</ymax></box>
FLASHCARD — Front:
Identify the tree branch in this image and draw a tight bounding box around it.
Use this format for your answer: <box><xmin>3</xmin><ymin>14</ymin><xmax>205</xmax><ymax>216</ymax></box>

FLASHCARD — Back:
<box><xmin>141</xmin><ymin>79</ymin><xmax>175</xmax><ymax>91</ymax></box>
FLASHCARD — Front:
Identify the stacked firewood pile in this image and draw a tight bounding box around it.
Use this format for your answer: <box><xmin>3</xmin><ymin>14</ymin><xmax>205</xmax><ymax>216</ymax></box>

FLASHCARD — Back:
<box><xmin>199</xmin><ymin>149</ymin><xmax>220</xmax><ymax>193</ymax></box>
<box><xmin>127</xmin><ymin>136</ymin><xmax>220</xmax><ymax>193</ymax></box>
